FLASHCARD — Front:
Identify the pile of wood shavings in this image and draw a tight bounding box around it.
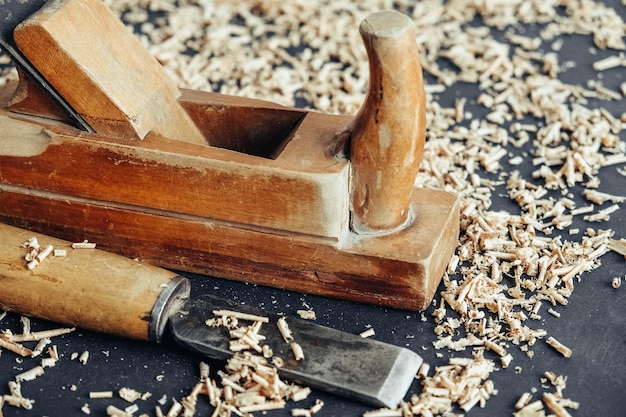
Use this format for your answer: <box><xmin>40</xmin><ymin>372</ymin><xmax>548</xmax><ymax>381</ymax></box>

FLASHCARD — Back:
<box><xmin>102</xmin><ymin>311</ymin><xmax>316</xmax><ymax>416</ymax></box>
<box><xmin>141</xmin><ymin>311</ymin><xmax>318</xmax><ymax>417</ymax></box>
<box><xmin>0</xmin><ymin>312</ymin><xmax>74</xmax><ymax>413</ymax></box>
<box><xmin>373</xmin><ymin>1</ymin><xmax>624</xmax><ymax>415</ymax></box>
<box><xmin>0</xmin><ymin>308</ymin><xmax>316</xmax><ymax>416</ymax></box>
<box><xmin>366</xmin><ymin>351</ymin><xmax>496</xmax><ymax>417</ymax></box>
<box><xmin>1</xmin><ymin>0</ymin><xmax>625</xmax><ymax>415</ymax></box>
<box><xmin>19</xmin><ymin>236</ymin><xmax>94</xmax><ymax>271</ymax></box>
<box><xmin>513</xmin><ymin>371</ymin><xmax>579</xmax><ymax>417</ymax></box>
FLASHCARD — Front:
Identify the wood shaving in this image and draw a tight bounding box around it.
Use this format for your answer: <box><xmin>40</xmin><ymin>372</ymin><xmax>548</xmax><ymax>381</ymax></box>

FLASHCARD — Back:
<box><xmin>309</xmin><ymin>399</ymin><xmax>324</xmax><ymax>414</ymax></box>
<box><xmin>514</xmin><ymin>372</ymin><xmax>578</xmax><ymax>417</ymax></box>
<box><xmin>31</xmin><ymin>338</ymin><xmax>50</xmax><ymax>358</ymax></box>
<box><xmin>612</xmin><ymin>276</ymin><xmax>622</xmax><ymax>289</ymax></box>
<box><xmin>15</xmin><ymin>366</ymin><xmax>44</xmax><ymax>382</ymax></box>
<box><xmin>21</xmin><ymin>237</ymin><xmax>54</xmax><ymax>270</ymax></box>
<box><xmin>546</xmin><ymin>337</ymin><xmax>573</xmax><ymax>358</ymax></box>
<box><xmin>277</xmin><ymin>316</ymin><xmax>294</xmax><ymax>343</ymax></box>
<box><xmin>21</xmin><ymin>237</ymin><xmax>39</xmax><ymax>250</ymax></box>
<box><xmin>608</xmin><ymin>238</ymin><xmax>626</xmax><ymax>257</ymax></box>
<box><xmin>107</xmin><ymin>405</ymin><xmax>133</xmax><ymax>417</ymax></box>
<box><xmin>515</xmin><ymin>392</ymin><xmax>533</xmax><ymax>410</ymax></box>
<box><xmin>72</xmin><ymin>240</ymin><xmax>97</xmax><ymax>249</ymax></box>
<box><xmin>0</xmin><ymin>0</ymin><xmax>624</xmax><ymax>414</ymax></box>
<box><xmin>366</xmin><ymin>350</ymin><xmax>496</xmax><ymax>416</ymax></box>
<box><xmin>211</xmin><ymin>309</ymin><xmax>270</xmax><ymax>324</ymax></box>
<box><xmin>290</xmin><ymin>341</ymin><xmax>305</xmax><ymax>361</ymax></box>
<box><xmin>417</xmin><ymin>362</ymin><xmax>430</xmax><ymax>379</ymax></box>
<box><xmin>0</xmin><ymin>318</ymin><xmax>66</xmax><ymax>414</ymax></box>
<box><xmin>20</xmin><ymin>317</ymin><xmax>30</xmax><ymax>335</ymax></box>
<box><xmin>89</xmin><ymin>391</ymin><xmax>114</xmax><ymax>399</ymax></box>
<box><xmin>2</xmin><ymin>394</ymin><xmax>34</xmax><ymax>410</ymax></box>
<box><xmin>11</xmin><ymin>327</ymin><xmax>75</xmax><ymax>343</ymax></box>
<box><xmin>158</xmin><ymin>310</ymin><xmax>317</xmax><ymax>416</ymax></box>
<box><xmin>126</xmin><ymin>404</ymin><xmax>140</xmax><ymax>414</ymax></box>
<box><xmin>296</xmin><ymin>310</ymin><xmax>317</xmax><ymax>320</ymax></box>
<box><xmin>0</xmin><ymin>337</ymin><xmax>32</xmax><ymax>357</ymax></box>
<box><xmin>291</xmin><ymin>399</ymin><xmax>324</xmax><ymax>417</ymax></box>
<box><xmin>119</xmin><ymin>387</ymin><xmax>143</xmax><ymax>402</ymax></box>
<box><xmin>359</xmin><ymin>327</ymin><xmax>376</xmax><ymax>338</ymax></box>
<box><xmin>593</xmin><ymin>54</ymin><xmax>626</xmax><ymax>71</ymax></box>
<box><xmin>79</xmin><ymin>350</ymin><xmax>90</xmax><ymax>365</ymax></box>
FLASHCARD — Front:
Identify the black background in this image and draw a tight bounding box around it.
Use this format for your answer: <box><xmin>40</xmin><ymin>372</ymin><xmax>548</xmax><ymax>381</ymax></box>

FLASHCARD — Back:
<box><xmin>0</xmin><ymin>0</ymin><xmax>624</xmax><ymax>415</ymax></box>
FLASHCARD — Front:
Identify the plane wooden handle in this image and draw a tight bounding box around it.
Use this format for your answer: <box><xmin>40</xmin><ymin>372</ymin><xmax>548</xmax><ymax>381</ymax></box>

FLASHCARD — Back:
<box><xmin>348</xmin><ymin>11</ymin><xmax>426</xmax><ymax>234</ymax></box>
<box><xmin>0</xmin><ymin>223</ymin><xmax>190</xmax><ymax>342</ymax></box>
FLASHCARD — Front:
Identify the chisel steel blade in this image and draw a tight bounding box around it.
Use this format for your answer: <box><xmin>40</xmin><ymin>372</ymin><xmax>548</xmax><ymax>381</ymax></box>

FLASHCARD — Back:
<box><xmin>169</xmin><ymin>294</ymin><xmax>422</xmax><ymax>408</ymax></box>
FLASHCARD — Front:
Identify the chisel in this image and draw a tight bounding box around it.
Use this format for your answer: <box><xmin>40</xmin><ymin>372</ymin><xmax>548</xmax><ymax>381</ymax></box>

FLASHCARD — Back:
<box><xmin>0</xmin><ymin>222</ymin><xmax>422</xmax><ymax>408</ymax></box>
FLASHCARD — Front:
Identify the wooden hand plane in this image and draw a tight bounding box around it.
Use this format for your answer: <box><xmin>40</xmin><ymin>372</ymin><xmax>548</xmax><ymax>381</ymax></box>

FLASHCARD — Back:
<box><xmin>0</xmin><ymin>0</ymin><xmax>460</xmax><ymax>310</ymax></box>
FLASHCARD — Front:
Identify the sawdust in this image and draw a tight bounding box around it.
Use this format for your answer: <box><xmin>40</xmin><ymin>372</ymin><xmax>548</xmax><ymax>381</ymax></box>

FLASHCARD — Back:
<box><xmin>0</xmin><ymin>0</ymin><xmax>624</xmax><ymax>416</ymax></box>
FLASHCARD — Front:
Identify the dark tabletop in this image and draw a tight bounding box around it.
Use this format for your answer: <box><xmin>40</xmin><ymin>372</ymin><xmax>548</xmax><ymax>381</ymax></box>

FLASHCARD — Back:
<box><xmin>1</xmin><ymin>0</ymin><xmax>625</xmax><ymax>416</ymax></box>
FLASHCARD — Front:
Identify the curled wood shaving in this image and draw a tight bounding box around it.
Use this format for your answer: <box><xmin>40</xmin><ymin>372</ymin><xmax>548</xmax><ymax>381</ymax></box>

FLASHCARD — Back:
<box><xmin>296</xmin><ymin>310</ymin><xmax>317</xmax><ymax>320</ymax></box>
<box><xmin>608</xmin><ymin>238</ymin><xmax>626</xmax><ymax>257</ymax></box>
<box><xmin>15</xmin><ymin>366</ymin><xmax>44</xmax><ymax>383</ymax></box>
<box><xmin>514</xmin><ymin>372</ymin><xmax>579</xmax><ymax>417</ymax></box>
<box><xmin>162</xmin><ymin>310</ymin><xmax>316</xmax><ymax>416</ymax></box>
<box><xmin>11</xmin><ymin>327</ymin><xmax>75</xmax><ymax>343</ymax></box>
<box><xmin>546</xmin><ymin>336</ymin><xmax>573</xmax><ymax>358</ymax></box>
<box><xmin>21</xmin><ymin>237</ymin><xmax>55</xmax><ymax>270</ymax></box>
<box><xmin>583</xmin><ymin>189</ymin><xmax>626</xmax><ymax>204</ymax></box>
<box><xmin>612</xmin><ymin>276</ymin><xmax>622</xmax><ymax>289</ymax></box>
<box><xmin>89</xmin><ymin>391</ymin><xmax>114</xmax><ymax>399</ymax></box>
<box><xmin>359</xmin><ymin>327</ymin><xmax>376</xmax><ymax>338</ymax></box>
<box><xmin>107</xmin><ymin>405</ymin><xmax>132</xmax><ymax>417</ymax></box>
<box><xmin>212</xmin><ymin>309</ymin><xmax>270</xmax><ymax>324</ymax></box>
<box><xmin>2</xmin><ymin>394</ymin><xmax>34</xmax><ymax>410</ymax></box>
<box><xmin>0</xmin><ymin>315</ymin><xmax>68</xmax><ymax>414</ymax></box>
<box><xmin>0</xmin><ymin>338</ymin><xmax>33</xmax><ymax>357</ymax></box>
<box><xmin>79</xmin><ymin>350</ymin><xmax>90</xmax><ymax>365</ymax></box>
<box><xmin>71</xmin><ymin>240</ymin><xmax>97</xmax><ymax>249</ymax></box>
<box><xmin>366</xmin><ymin>350</ymin><xmax>496</xmax><ymax>416</ymax></box>
<box><xmin>1</xmin><ymin>0</ymin><xmax>624</xmax><ymax>414</ymax></box>
<box><xmin>119</xmin><ymin>387</ymin><xmax>143</xmax><ymax>402</ymax></box>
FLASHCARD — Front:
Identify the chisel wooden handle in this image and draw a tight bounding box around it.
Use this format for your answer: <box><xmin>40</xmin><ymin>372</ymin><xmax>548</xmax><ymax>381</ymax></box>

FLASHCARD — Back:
<box><xmin>0</xmin><ymin>223</ymin><xmax>189</xmax><ymax>342</ymax></box>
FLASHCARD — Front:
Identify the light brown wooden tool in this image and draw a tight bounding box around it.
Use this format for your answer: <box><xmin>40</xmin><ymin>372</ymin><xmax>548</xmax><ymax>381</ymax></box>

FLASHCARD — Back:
<box><xmin>11</xmin><ymin>0</ymin><xmax>206</xmax><ymax>143</ymax></box>
<box><xmin>0</xmin><ymin>223</ymin><xmax>423</xmax><ymax>409</ymax></box>
<box><xmin>0</xmin><ymin>223</ymin><xmax>188</xmax><ymax>341</ymax></box>
<box><xmin>342</xmin><ymin>11</ymin><xmax>426</xmax><ymax>234</ymax></box>
<box><xmin>0</xmin><ymin>3</ymin><xmax>460</xmax><ymax>310</ymax></box>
